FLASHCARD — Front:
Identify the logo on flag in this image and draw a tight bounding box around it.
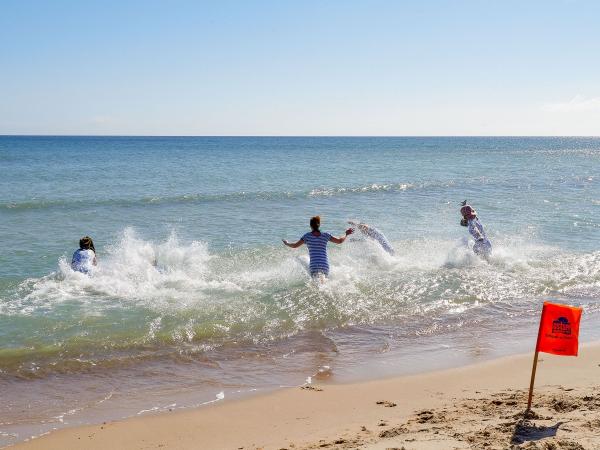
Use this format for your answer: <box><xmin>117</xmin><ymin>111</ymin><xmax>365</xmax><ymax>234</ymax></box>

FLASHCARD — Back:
<box><xmin>552</xmin><ymin>317</ymin><xmax>571</xmax><ymax>335</ymax></box>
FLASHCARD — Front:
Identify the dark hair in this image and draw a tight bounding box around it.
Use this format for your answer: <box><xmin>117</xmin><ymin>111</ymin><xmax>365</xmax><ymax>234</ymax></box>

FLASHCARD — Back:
<box><xmin>460</xmin><ymin>218</ymin><xmax>468</xmax><ymax>227</ymax></box>
<box><xmin>79</xmin><ymin>236</ymin><xmax>96</xmax><ymax>253</ymax></box>
<box><xmin>309</xmin><ymin>216</ymin><xmax>320</xmax><ymax>231</ymax></box>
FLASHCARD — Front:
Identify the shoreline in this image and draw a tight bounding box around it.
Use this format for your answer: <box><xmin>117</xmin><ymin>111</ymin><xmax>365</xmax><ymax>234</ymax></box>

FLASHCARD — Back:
<box><xmin>11</xmin><ymin>342</ymin><xmax>600</xmax><ymax>449</ymax></box>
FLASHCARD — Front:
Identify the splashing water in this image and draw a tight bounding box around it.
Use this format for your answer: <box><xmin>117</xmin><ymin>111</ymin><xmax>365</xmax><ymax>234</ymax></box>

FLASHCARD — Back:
<box><xmin>2</xmin><ymin>227</ymin><xmax>599</xmax><ymax>382</ymax></box>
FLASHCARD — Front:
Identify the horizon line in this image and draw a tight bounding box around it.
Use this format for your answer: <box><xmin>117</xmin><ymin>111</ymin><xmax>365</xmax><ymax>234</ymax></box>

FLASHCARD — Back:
<box><xmin>2</xmin><ymin>134</ymin><xmax>600</xmax><ymax>138</ymax></box>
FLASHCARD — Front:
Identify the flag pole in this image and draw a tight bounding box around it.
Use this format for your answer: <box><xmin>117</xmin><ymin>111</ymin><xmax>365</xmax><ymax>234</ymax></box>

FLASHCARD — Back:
<box><xmin>527</xmin><ymin>304</ymin><xmax>546</xmax><ymax>412</ymax></box>
<box><xmin>526</xmin><ymin>350</ymin><xmax>539</xmax><ymax>411</ymax></box>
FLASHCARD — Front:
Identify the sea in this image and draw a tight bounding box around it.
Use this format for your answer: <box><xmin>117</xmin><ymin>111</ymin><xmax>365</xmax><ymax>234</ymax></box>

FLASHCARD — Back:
<box><xmin>1</xmin><ymin>136</ymin><xmax>599</xmax><ymax>446</ymax></box>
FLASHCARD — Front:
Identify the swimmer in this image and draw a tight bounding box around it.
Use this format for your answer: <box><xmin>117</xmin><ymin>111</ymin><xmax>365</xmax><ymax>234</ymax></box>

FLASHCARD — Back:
<box><xmin>71</xmin><ymin>236</ymin><xmax>97</xmax><ymax>274</ymax></box>
<box><xmin>283</xmin><ymin>216</ymin><xmax>353</xmax><ymax>278</ymax></box>
<box><xmin>347</xmin><ymin>220</ymin><xmax>395</xmax><ymax>255</ymax></box>
<box><xmin>460</xmin><ymin>201</ymin><xmax>492</xmax><ymax>259</ymax></box>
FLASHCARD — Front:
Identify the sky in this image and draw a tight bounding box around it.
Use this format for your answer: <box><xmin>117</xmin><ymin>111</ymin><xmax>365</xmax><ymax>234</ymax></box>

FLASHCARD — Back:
<box><xmin>1</xmin><ymin>0</ymin><xmax>599</xmax><ymax>136</ymax></box>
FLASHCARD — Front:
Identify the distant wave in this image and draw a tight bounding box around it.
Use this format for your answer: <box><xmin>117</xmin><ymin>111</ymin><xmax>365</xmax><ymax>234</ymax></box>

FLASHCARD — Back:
<box><xmin>308</xmin><ymin>182</ymin><xmax>415</xmax><ymax>197</ymax></box>
<box><xmin>1</xmin><ymin>192</ymin><xmax>294</xmax><ymax>211</ymax></box>
<box><xmin>0</xmin><ymin>182</ymin><xmax>430</xmax><ymax>211</ymax></box>
<box><xmin>15</xmin><ymin>170</ymin><xmax>595</xmax><ymax>214</ymax></box>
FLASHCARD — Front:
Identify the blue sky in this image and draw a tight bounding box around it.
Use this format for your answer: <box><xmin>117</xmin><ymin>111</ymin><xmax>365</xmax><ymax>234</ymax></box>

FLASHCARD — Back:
<box><xmin>1</xmin><ymin>0</ymin><xmax>599</xmax><ymax>135</ymax></box>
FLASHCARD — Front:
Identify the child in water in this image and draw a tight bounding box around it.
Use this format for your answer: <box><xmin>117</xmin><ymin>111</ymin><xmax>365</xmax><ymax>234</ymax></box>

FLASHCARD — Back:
<box><xmin>347</xmin><ymin>220</ymin><xmax>395</xmax><ymax>255</ymax></box>
<box><xmin>283</xmin><ymin>216</ymin><xmax>353</xmax><ymax>278</ymax></box>
<box><xmin>71</xmin><ymin>236</ymin><xmax>97</xmax><ymax>274</ymax></box>
<box><xmin>460</xmin><ymin>202</ymin><xmax>492</xmax><ymax>258</ymax></box>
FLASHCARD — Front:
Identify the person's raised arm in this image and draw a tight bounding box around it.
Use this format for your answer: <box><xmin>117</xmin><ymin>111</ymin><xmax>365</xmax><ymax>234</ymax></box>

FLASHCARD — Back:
<box><xmin>329</xmin><ymin>228</ymin><xmax>353</xmax><ymax>244</ymax></box>
<box><xmin>283</xmin><ymin>239</ymin><xmax>304</xmax><ymax>249</ymax></box>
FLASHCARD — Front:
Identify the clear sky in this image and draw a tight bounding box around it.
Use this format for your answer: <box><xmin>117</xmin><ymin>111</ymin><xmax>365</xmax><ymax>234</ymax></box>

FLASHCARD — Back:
<box><xmin>1</xmin><ymin>0</ymin><xmax>599</xmax><ymax>136</ymax></box>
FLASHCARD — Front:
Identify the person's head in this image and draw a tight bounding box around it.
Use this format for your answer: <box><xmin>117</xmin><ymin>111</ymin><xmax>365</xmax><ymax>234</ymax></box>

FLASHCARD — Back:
<box><xmin>460</xmin><ymin>204</ymin><xmax>477</xmax><ymax>220</ymax></box>
<box><xmin>310</xmin><ymin>216</ymin><xmax>321</xmax><ymax>232</ymax></box>
<box><xmin>79</xmin><ymin>236</ymin><xmax>95</xmax><ymax>253</ymax></box>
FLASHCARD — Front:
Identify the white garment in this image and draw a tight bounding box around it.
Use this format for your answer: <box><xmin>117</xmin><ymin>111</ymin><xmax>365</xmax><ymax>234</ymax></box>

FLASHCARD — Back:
<box><xmin>467</xmin><ymin>218</ymin><xmax>492</xmax><ymax>256</ymax></box>
<box><xmin>71</xmin><ymin>249</ymin><xmax>95</xmax><ymax>273</ymax></box>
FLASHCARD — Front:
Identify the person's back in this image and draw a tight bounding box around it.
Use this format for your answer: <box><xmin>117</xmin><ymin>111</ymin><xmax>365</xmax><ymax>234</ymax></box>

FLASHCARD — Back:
<box><xmin>468</xmin><ymin>217</ymin><xmax>492</xmax><ymax>256</ymax></box>
<box><xmin>301</xmin><ymin>231</ymin><xmax>332</xmax><ymax>275</ymax></box>
<box><xmin>71</xmin><ymin>248</ymin><xmax>95</xmax><ymax>273</ymax></box>
<box><xmin>283</xmin><ymin>216</ymin><xmax>353</xmax><ymax>278</ymax></box>
<box><xmin>467</xmin><ymin>217</ymin><xmax>488</xmax><ymax>242</ymax></box>
<box><xmin>71</xmin><ymin>236</ymin><xmax>97</xmax><ymax>274</ymax></box>
<box><xmin>460</xmin><ymin>203</ymin><xmax>492</xmax><ymax>258</ymax></box>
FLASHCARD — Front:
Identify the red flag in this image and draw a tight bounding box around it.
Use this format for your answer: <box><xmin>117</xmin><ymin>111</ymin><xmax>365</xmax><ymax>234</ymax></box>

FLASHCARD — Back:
<box><xmin>535</xmin><ymin>302</ymin><xmax>582</xmax><ymax>356</ymax></box>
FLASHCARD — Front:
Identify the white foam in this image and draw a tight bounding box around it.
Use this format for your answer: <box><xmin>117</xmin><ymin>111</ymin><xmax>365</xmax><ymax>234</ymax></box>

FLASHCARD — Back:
<box><xmin>2</xmin><ymin>227</ymin><xmax>599</xmax><ymax>350</ymax></box>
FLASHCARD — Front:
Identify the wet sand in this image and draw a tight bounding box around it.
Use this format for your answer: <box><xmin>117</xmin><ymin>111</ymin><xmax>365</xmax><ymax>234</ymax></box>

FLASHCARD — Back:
<box><xmin>11</xmin><ymin>343</ymin><xmax>600</xmax><ymax>449</ymax></box>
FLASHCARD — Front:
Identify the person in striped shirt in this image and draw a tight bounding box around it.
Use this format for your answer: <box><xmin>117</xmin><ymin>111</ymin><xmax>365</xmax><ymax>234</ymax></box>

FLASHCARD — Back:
<box><xmin>283</xmin><ymin>216</ymin><xmax>353</xmax><ymax>277</ymax></box>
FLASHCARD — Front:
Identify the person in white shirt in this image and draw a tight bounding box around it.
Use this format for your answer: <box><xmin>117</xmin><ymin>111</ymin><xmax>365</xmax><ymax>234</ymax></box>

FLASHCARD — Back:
<box><xmin>460</xmin><ymin>202</ymin><xmax>492</xmax><ymax>259</ymax></box>
<box><xmin>71</xmin><ymin>236</ymin><xmax>97</xmax><ymax>274</ymax></box>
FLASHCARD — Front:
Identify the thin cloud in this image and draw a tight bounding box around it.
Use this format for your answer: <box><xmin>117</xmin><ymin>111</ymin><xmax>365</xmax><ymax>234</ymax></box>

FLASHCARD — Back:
<box><xmin>543</xmin><ymin>95</ymin><xmax>600</xmax><ymax>112</ymax></box>
<box><xmin>90</xmin><ymin>115</ymin><xmax>114</xmax><ymax>125</ymax></box>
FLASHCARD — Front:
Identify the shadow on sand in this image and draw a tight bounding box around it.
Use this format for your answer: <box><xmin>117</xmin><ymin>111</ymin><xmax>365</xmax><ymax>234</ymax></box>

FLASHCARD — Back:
<box><xmin>510</xmin><ymin>411</ymin><xmax>563</xmax><ymax>445</ymax></box>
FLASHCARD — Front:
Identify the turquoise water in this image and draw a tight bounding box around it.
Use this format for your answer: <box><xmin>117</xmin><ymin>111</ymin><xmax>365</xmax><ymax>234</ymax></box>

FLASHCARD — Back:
<box><xmin>1</xmin><ymin>136</ymin><xmax>599</xmax><ymax>445</ymax></box>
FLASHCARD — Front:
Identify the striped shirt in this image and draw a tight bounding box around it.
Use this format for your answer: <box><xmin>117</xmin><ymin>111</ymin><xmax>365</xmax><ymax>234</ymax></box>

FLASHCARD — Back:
<box><xmin>301</xmin><ymin>231</ymin><xmax>332</xmax><ymax>275</ymax></box>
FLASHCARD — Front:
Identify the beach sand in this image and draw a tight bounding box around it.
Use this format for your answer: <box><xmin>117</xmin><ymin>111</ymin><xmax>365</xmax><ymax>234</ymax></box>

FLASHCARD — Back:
<box><xmin>12</xmin><ymin>343</ymin><xmax>600</xmax><ymax>450</ymax></box>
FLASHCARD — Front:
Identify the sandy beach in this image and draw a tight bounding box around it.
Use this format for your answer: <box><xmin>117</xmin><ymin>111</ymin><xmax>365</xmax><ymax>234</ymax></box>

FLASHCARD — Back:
<box><xmin>11</xmin><ymin>343</ymin><xmax>600</xmax><ymax>450</ymax></box>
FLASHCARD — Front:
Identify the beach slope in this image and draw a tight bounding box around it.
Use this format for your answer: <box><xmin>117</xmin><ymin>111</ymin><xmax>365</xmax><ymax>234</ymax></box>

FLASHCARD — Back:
<box><xmin>12</xmin><ymin>344</ymin><xmax>600</xmax><ymax>450</ymax></box>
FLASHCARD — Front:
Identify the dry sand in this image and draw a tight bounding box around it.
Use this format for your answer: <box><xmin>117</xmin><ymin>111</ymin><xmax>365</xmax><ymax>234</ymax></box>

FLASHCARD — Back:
<box><xmin>11</xmin><ymin>343</ymin><xmax>600</xmax><ymax>450</ymax></box>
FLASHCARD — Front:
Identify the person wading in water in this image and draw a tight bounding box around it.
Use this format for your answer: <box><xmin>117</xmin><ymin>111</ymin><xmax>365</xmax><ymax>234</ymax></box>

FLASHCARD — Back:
<box><xmin>283</xmin><ymin>216</ymin><xmax>353</xmax><ymax>279</ymax></box>
<box><xmin>71</xmin><ymin>236</ymin><xmax>97</xmax><ymax>274</ymax></box>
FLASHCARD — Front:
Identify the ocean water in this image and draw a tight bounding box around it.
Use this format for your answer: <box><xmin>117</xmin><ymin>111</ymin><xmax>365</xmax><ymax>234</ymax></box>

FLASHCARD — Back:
<box><xmin>1</xmin><ymin>136</ymin><xmax>599</xmax><ymax>445</ymax></box>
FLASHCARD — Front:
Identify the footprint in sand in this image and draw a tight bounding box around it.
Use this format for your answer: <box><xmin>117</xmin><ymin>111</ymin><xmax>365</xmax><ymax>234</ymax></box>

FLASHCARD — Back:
<box><xmin>300</xmin><ymin>385</ymin><xmax>323</xmax><ymax>392</ymax></box>
<box><xmin>376</xmin><ymin>400</ymin><xmax>397</xmax><ymax>407</ymax></box>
